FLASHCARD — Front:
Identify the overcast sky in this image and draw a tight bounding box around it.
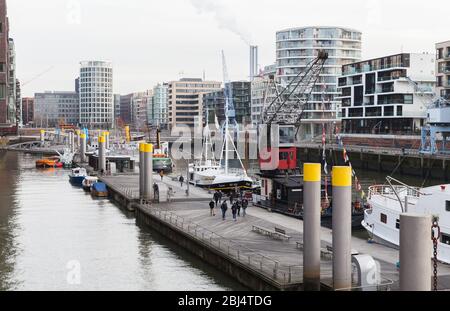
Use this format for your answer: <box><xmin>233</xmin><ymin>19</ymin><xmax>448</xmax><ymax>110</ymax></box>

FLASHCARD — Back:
<box><xmin>8</xmin><ymin>0</ymin><xmax>449</xmax><ymax>97</ymax></box>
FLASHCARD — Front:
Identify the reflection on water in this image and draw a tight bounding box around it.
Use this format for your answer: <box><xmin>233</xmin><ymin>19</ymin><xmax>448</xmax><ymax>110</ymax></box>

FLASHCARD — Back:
<box><xmin>0</xmin><ymin>152</ymin><xmax>244</xmax><ymax>291</ymax></box>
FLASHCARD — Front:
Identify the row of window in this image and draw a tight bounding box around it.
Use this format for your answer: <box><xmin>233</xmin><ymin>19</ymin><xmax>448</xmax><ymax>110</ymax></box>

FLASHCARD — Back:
<box><xmin>380</xmin><ymin>212</ymin><xmax>450</xmax><ymax>245</ymax></box>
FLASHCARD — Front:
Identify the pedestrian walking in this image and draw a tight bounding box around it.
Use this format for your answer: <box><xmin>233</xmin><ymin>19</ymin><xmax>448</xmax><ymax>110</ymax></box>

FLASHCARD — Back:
<box><xmin>237</xmin><ymin>200</ymin><xmax>241</xmax><ymax>217</ymax></box>
<box><xmin>231</xmin><ymin>202</ymin><xmax>238</xmax><ymax>221</ymax></box>
<box><xmin>220</xmin><ymin>200</ymin><xmax>228</xmax><ymax>221</ymax></box>
<box><xmin>229</xmin><ymin>192</ymin><xmax>235</xmax><ymax>204</ymax></box>
<box><xmin>179</xmin><ymin>175</ymin><xmax>184</xmax><ymax>188</ymax></box>
<box><xmin>159</xmin><ymin>170</ymin><xmax>164</xmax><ymax>181</ymax></box>
<box><xmin>209</xmin><ymin>200</ymin><xmax>216</xmax><ymax>216</ymax></box>
<box><xmin>218</xmin><ymin>191</ymin><xmax>223</xmax><ymax>204</ymax></box>
<box><xmin>242</xmin><ymin>198</ymin><xmax>248</xmax><ymax>217</ymax></box>
<box><xmin>213</xmin><ymin>191</ymin><xmax>220</xmax><ymax>208</ymax></box>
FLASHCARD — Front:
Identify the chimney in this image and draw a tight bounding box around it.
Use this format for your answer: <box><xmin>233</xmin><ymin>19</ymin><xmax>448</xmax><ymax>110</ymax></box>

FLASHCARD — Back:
<box><xmin>250</xmin><ymin>45</ymin><xmax>258</xmax><ymax>82</ymax></box>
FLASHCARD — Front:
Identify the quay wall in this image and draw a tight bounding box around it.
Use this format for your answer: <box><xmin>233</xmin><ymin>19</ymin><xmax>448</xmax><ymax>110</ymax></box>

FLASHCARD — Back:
<box><xmin>299</xmin><ymin>146</ymin><xmax>450</xmax><ymax>181</ymax></box>
<box><xmin>135</xmin><ymin>205</ymin><xmax>302</xmax><ymax>291</ymax></box>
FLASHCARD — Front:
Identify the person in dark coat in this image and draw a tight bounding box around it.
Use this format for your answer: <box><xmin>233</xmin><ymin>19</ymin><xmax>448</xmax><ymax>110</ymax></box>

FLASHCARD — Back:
<box><xmin>231</xmin><ymin>202</ymin><xmax>238</xmax><ymax>221</ymax></box>
<box><xmin>209</xmin><ymin>200</ymin><xmax>216</xmax><ymax>216</ymax></box>
<box><xmin>229</xmin><ymin>192</ymin><xmax>235</xmax><ymax>204</ymax></box>
<box><xmin>236</xmin><ymin>200</ymin><xmax>241</xmax><ymax>217</ymax></box>
<box><xmin>179</xmin><ymin>175</ymin><xmax>185</xmax><ymax>188</ymax></box>
<box><xmin>220</xmin><ymin>200</ymin><xmax>228</xmax><ymax>221</ymax></box>
<box><xmin>241</xmin><ymin>198</ymin><xmax>249</xmax><ymax>217</ymax></box>
<box><xmin>213</xmin><ymin>191</ymin><xmax>220</xmax><ymax>208</ymax></box>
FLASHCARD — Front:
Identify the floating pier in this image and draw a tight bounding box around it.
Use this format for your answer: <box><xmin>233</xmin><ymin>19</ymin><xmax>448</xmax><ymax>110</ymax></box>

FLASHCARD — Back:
<box><xmin>89</xmin><ymin>171</ymin><xmax>450</xmax><ymax>291</ymax></box>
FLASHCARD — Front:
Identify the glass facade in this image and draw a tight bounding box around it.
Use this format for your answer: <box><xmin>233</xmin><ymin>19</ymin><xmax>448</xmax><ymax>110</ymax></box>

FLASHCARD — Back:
<box><xmin>275</xmin><ymin>27</ymin><xmax>362</xmax><ymax>137</ymax></box>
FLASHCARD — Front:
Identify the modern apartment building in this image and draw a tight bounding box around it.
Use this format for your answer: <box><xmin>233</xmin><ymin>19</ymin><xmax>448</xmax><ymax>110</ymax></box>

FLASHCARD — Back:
<box><xmin>34</xmin><ymin>91</ymin><xmax>80</xmax><ymax>128</ymax></box>
<box><xmin>79</xmin><ymin>61</ymin><xmax>114</xmax><ymax>129</ymax></box>
<box><xmin>21</xmin><ymin>97</ymin><xmax>34</xmax><ymax>126</ymax></box>
<box><xmin>436</xmin><ymin>41</ymin><xmax>450</xmax><ymax>100</ymax></box>
<box><xmin>148</xmin><ymin>83</ymin><xmax>169</xmax><ymax>129</ymax></box>
<box><xmin>251</xmin><ymin>64</ymin><xmax>277</xmax><ymax>126</ymax></box>
<box><xmin>203</xmin><ymin>81</ymin><xmax>252</xmax><ymax>126</ymax></box>
<box><xmin>168</xmin><ymin>78</ymin><xmax>221</xmax><ymax>130</ymax></box>
<box><xmin>119</xmin><ymin>93</ymin><xmax>133</xmax><ymax>124</ymax></box>
<box><xmin>118</xmin><ymin>91</ymin><xmax>152</xmax><ymax>130</ymax></box>
<box><xmin>0</xmin><ymin>1</ymin><xmax>18</xmax><ymax>134</ymax></box>
<box><xmin>203</xmin><ymin>90</ymin><xmax>225</xmax><ymax>124</ymax></box>
<box><xmin>337</xmin><ymin>53</ymin><xmax>436</xmax><ymax>135</ymax></box>
<box><xmin>131</xmin><ymin>90</ymin><xmax>151</xmax><ymax>130</ymax></box>
<box><xmin>276</xmin><ymin>27</ymin><xmax>362</xmax><ymax>138</ymax></box>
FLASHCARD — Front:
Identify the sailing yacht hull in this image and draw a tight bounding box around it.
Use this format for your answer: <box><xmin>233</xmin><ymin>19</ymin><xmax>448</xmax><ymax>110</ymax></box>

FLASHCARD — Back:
<box><xmin>208</xmin><ymin>175</ymin><xmax>253</xmax><ymax>191</ymax></box>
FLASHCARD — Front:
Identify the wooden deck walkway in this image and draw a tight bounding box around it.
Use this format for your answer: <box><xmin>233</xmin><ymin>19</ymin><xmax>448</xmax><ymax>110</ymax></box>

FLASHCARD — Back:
<box><xmin>99</xmin><ymin>173</ymin><xmax>450</xmax><ymax>290</ymax></box>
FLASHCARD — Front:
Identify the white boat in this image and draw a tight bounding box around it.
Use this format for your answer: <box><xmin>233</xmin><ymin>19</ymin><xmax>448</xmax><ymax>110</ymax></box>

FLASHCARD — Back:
<box><xmin>362</xmin><ymin>177</ymin><xmax>450</xmax><ymax>264</ymax></box>
<box><xmin>69</xmin><ymin>167</ymin><xmax>88</xmax><ymax>186</ymax></box>
<box><xmin>189</xmin><ymin>161</ymin><xmax>223</xmax><ymax>188</ymax></box>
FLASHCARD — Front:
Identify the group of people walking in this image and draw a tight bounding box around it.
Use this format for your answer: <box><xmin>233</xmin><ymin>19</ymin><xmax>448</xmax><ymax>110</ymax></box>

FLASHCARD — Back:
<box><xmin>209</xmin><ymin>191</ymin><xmax>249</xmax><ymax>222</ymax></box>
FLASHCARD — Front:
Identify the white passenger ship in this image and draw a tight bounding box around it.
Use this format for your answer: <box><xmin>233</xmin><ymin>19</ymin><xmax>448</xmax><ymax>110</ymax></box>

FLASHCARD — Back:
<box><xmin>362</xmin><ymin>177</ymin><xmax>450</xmax><ymax>264</ymax></box>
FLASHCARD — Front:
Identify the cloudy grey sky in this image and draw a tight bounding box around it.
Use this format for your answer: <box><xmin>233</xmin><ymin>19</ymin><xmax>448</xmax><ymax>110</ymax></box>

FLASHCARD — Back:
<box><xmin>8</xmin><ymin>0</ymin><xmax>449</xmax><ymax>97</ymax></box>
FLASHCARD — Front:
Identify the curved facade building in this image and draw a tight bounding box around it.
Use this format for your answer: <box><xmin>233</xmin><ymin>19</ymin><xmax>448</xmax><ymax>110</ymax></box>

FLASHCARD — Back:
<box><xmin>276</xmin><ymin>27</ymin><xmax>362</xmax><ymax>138</ymax></box>
<box><xmin>79</xmin><ymin>61</ymin><xmax>114</xmax><ymax>129</ymax></box>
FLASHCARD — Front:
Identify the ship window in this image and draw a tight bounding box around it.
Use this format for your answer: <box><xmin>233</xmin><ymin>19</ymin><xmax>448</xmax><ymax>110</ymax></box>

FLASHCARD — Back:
<box><xmin>446</xmin><ymin>201</ymin><xmax>450</xmax><ymax>212</ymax></box>
<box><xmin>396</xmin><ymin>219</ymin><xmax>400</xmax><ymax>230</ymax></box>
<box><xmin>442</xmin><ymin>234</ymin><xmax>450</xmax><ymax>246</ymax></box>
<box><xmin>380</xmin><ymin>213</ymin><xmax>387</xmax><ymax>224</ymax></box>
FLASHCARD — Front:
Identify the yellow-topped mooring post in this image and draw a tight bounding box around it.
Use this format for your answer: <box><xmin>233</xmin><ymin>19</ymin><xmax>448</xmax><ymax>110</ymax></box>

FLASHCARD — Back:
<box><xmin>98</xmin><ymin>135</ymin><xmax>106</xmax><ymax>174</ymax></box>
<box><xmin>332</xmin><ymin>166</ymin><xmax>352</xmax><ymax>291</ymax></box>
<box><xmin>75</xmin><ymin>130</ymin><xmax>81</xmax><ymax>149</ymax></box>
<box><xmin>303</xmin><ymin>163</ymin><xmax>322</xmax><ymax>291</ymax></box>
<box><xmin>143</xmin><ymin>143</ymin><xmax>154</xmax><ymax>202</ymax></box>
<box><xmin>104</xmin><ymin>131</ymin><xmax>110</xmax><ymax>150</ymax></box>
<box><xmin>80</xmin><ymin>133</ymin><xmax>87</xmax><ymax>163</ymax></box>
<box><xmin>139</xmin><ymin>143</ymin><xmax>146</xmax><ymax>199</ymax></box>
<box><xmin>69</xmin><ymin>132</ymin><xmax>75</xmax><ymax>153</ymax></box>
<box><xmin>125</xmin><ymin>126</ymin><xmax>131</xmax><ymax>143</ymax></box>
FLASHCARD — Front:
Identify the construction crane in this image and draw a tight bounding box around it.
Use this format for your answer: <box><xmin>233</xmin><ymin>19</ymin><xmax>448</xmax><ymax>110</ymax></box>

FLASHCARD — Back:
<box><xmin>221</xmin><ymin>51</ymin><xmax>239</xmax><ymax>133</ymax></box>
<box><xmin>261</xmin><ymin>51</ymin><xmax>328</xmax><ymax>127</ymax></box>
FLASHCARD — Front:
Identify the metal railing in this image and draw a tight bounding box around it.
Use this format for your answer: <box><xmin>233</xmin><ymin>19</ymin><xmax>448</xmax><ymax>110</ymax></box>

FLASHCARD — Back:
<box><xmin>143</xmin><ymin>206</ymin><xmax>304</xmax><ymax>285</ymax></box>
<box><xmin>368</xmin><ymin>185</ymin><xmax>422</xmax><ymax>200</ymax></box>
<box><xmin>334</xmin><ymin>276</ymin><xmax>394</xmax><ymax>291</ymax></box>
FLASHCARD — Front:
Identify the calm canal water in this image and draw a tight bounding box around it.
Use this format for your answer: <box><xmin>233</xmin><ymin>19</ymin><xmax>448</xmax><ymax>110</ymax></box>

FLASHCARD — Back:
<box><xmin>0</xmin><ymin>151</ymin><xmax>244</xmax><ymax>291</ymax></box>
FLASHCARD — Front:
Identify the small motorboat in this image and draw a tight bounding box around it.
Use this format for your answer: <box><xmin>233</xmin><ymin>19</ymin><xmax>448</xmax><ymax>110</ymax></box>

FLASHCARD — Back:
<box><xmin>82</xmin><ymin>176</ymin><xmax>98</xmax><ymax>192</ymax></box>
<box><xmin>36</xmin><ymin>156</ymin><xmax>63</xmax><ymax>169</ymax></box>
<box><xmin>91</xmin><ymin>182</ymin><xmax>108</xmax><ymax>198</ymax></box>
<box><xmin>69</xmin><ymin>168</ymin><xmax>87</xmax><ymax>186</ymax></box>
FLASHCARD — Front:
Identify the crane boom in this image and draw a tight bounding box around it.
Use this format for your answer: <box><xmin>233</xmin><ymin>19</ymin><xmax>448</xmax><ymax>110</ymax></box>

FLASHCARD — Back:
<box><xmin>261</xmin><ymin>51</ymin><xmax>328</xmax><ymax>126</ymax></box>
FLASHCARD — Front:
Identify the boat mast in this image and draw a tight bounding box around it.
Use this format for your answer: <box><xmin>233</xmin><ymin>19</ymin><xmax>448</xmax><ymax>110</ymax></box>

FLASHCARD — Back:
<box><xmin>204</xmin><ymin>109</ymin><xmax>209</xmax><ymax>165</ymax></box>
<box><xmin>222</xmin><ymin>51</ymin><xmax>230</xmax><ymax>175</ymax></box>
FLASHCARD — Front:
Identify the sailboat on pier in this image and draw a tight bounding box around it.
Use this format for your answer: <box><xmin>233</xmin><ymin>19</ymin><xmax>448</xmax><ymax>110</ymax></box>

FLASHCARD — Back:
<box><xmin>188</xmin><ymin>114</ymin><xmax>223</xmax><ymax>188</ymax></box>
<box><xmin>208</xmin><ymin>52</ymin><xmax>253</xmax><ymax>191</ymax></box>
<box><xmin>190</xmin><ymin>52</ymin><xmax>253</xmax><ymax>191</ymax></box>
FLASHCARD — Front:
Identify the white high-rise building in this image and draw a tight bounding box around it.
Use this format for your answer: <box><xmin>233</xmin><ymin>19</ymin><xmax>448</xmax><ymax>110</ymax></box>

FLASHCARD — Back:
<box><xmin>276</xmin><ymin>27</ymin><xmax>362</xmax><ymax>138</ymax></box>
<box><xmin>79</xmin><ymin>61</ymin><xmax>114</xmax><ymax>129</ymax></box>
